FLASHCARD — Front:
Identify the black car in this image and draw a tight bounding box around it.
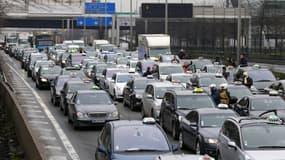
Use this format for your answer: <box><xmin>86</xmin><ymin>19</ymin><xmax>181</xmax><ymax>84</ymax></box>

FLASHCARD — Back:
<box><xmin>27</xmin><ymin>53</ymin><xmax>48</xmax><ymax>77</ymax></box>
<box><xmin>50</xmin><ymin>75</ymin><xmax>80</xmax><ymax>106</ymax></box>
<box><xmin>233</xmin><ymin>94</ymin><xmax>285</xmax><ymax>121</ymax></box>
<box><xmin>179</xmin><ymin>108</ymin><xmax>237</xmax><ymax>157</ymax></box>
<box><xmin>123</xmin><ymin>77</ymin><xmax>156</xmax><ymax>110</ymax></box>
<box><xmin>35</xmin><ymin>65</ymin><xmax>61</xmax><ymax>89</ymax></box>
<box><xmin>95</xmin><ymin>118</ymin><xmax>178</xmax><ymax>160</ymax></box>
<box><xmin>59</xmin><ymin>80</ymin><xmax>95</xmax><ymax>115</ymax></box>
<box><xmin>67</xmin><ymin>90</ymin><xmax>119</xmax><ymax>129</ymax></box>
<box><xmin>91</xmin><ymin>63</ymin><xmax>110</xmax><ymax>85</ymax></box>
<box><xmin>160</xmin><ymin>89</ymin><xmax>216</xmax><ymax>139</ymax></box>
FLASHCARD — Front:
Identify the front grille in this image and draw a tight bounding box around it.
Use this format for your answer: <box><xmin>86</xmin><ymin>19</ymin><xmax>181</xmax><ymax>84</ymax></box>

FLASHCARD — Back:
<box><xmin>88</xmin><ymin>112</ymin><xmax>107</xmax><ymax>118</ymax></box>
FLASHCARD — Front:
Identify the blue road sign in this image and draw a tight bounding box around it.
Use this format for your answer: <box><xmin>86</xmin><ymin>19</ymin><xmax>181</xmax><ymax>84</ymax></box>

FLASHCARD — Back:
<box><xmin>76</xmin><ymin>17</ymin><xmax>112</xmax><ymax>27</ymax></box>
<box><xmin>85</xmin><ymin>2</ymin><xmax>115</xmax><ymax>14</ymax></box>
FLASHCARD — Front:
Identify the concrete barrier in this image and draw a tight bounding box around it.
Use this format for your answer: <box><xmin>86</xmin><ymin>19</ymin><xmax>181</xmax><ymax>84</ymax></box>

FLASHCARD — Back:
<box><xmin>0</xmin><ymin>81</ymin><xmax>43</xmax><ymax>160</ymax></box>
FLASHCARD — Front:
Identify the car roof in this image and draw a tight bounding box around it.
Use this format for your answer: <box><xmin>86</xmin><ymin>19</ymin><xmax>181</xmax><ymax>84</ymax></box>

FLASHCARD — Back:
<box><xmin>193</xmin><ymin>108</ymin><xmax>236</xmax><ymax>115</ymax></box>
<box><xmin>67</xmin><ymin>80</ymin><xmax>85</xmax><ymax>84</ymax></box>
<box><xmin>168</xmin><ymin>90</ymin><xmax>208</xmax><ymax>96</ymax></box>
<box><xmin>109</xmin><ymin>120</ymin><xmax>159</xmax><ymax>128</ymax></box>
<box><xmin>170</xmin><ymin>73</ymin><xmax>192</xmax><ymax>76</ymax></box>
<box><xmin>148</xmin><ymin>81</ymin><xmax>183</xmax><ymax>88</ymax></box>
<box><xmin>246</xmin><ymin>94</ymin><xmax>281</xmax><ymax>99</ymax></box>
<box><xmin>227</xmin><ymin>116</ymin><xmax>281</xmax><ymax>126</ymax></box>
<box><xmin>157</xmin><ymin>63</ymin><xmax>182</xmax><ymax>67</ymax></box>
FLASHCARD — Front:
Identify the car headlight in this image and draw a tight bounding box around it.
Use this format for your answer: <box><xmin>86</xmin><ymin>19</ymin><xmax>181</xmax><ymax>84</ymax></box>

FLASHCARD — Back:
<box><xmin>62</xmin><ymin>60</ymin><xmax>66</xmax><ymax>64</ymax></box>
<box><xmin>109</xmin><ymin>111</ymin><xmax>119</xmax><ymax>118</ymax></box>
<box><xmin>135</xmin><ymin>94</ymin><xmax>142</xmax><ymax>99</ymax></box>
<box><xmin>41</xmin><ymin>78</ymin><xmax>48</xmax><ymax>82</ymax></box>
<box><xmin>77</xmin><ymin>112</ymin><xmax>88</xmax><ymax>118</ymax></box>
<box><xmin>205</xmin><ymin>138</ymin><xmax>218</xmax><ymax>144</ymax></box>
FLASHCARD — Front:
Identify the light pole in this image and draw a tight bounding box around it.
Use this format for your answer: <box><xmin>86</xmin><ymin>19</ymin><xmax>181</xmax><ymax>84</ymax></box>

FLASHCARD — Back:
<box><xmin>237</xmin><ymin>0</ymin><xmax>242</xmax><ymax>63</ymax></box>
<box><xmin>165</xmin><ymin>0</ymin><xmax>168</xmax><ymax>34</ymax></box>
<box><xmin>130</xmin><ymin>0</ymin><xmax>133</xmax><ymax>50</ymax></box>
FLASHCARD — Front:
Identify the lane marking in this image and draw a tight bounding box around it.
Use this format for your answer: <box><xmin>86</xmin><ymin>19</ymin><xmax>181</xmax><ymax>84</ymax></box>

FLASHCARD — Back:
<box><xmin>7</xmin><ymin>64</ymin><xmax>80</xmax><ymax>160</ymax></box>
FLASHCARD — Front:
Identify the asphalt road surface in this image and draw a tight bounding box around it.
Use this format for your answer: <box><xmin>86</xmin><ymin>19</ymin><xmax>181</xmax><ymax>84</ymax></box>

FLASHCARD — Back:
<box><xmin>4</xmin><ymin>53</ymin><xmax>192</xmax><ymax>160</ymax></box>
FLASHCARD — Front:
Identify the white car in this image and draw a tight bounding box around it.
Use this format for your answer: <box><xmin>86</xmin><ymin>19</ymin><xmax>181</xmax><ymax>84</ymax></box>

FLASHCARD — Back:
<box><xmin>109</xmin><ymin>72</ymin><xmax>139</xmax><ymax>100</ymax></box>
<box><xmin>99</xmin><ymin>68</ymin><xmax>128</xmax><ymax>91</ymax></box>
<box><xmin>142</xmin><ymin>82</ymin><xmax>184</xmax><ymax>120</ymax></box>
<box><xmin>154</xmin><ymin>63</ymin><xmax>184</xmax><ymax>80</ymax></box>
<box><xmin>127</xmin><ymin>60</ymin><xmax>138</xmax><ymax>73</ymax></box>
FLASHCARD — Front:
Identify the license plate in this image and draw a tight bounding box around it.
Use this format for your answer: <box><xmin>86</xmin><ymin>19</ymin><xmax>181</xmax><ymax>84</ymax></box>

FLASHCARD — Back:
<box><xmin>92</xmin><ymin>119</ymin><xmax>105</xmax><ymax>123</ymax></box>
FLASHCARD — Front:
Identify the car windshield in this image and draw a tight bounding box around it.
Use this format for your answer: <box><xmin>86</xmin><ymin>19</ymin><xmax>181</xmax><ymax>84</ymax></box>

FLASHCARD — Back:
<box><xmin>117</xmin><ymin>58</ymin><xmax>128</xmax><ymax>65</ymax></box>
<box><xmin>149</xmin><ymin>48</ymin><xmax>171</xmax><ymax>58</ymax></box>
<box><xmin>41</xmin><ymin>67</ymin><xmax>61</xmax><ymax>75</ymax></box>
<box><xmin>107</xmin><ymin>70</ymin><xmax>126</xmax><ymax>78</ymax></box>
<box><xmin>248</xmin><ymin>70</ymin><xmax>276</xmax><ymax>82</ymax></box>
<box><xmin>134</xmin><ymin>80</ymin><xmax>154</xmax><ymax>89</ymax></box>
<box><xmin>114</xmin><ymin>125</ymin><xmax>170</xmax><ymax>152</ymax></box>
<box><xmin>227</xmin><ymin>87</ymin><xmax>252</xmax><ymax>99</ymax></box>
<box><xmin>77</xmin><ymin>93</ymin><xmax>112</xmax><ymax>105</ymax></box>
<box><xmin>242</xmin><ymin>124</ymin><xmax>285</xmax><ymax>149</ymax></box>
<box><xmin>68</xmin><ymin>83</ymin><xmax>93</xmax><ymax>92</ymax></box>
<box><xmin>159</xmin><ymin>66</ymin><xmax>184</xmax><ymax>75</ymax></box>
<box><xmin>200</xmin><ymin>113</ymin><xmax>235</xmax><ymax>128</ymax></box>
<box><xmin>177</xmin><ymin>95</ymin><xmax>215</xmax><ymax>109</ymax></box>
<box><xmin>199</xmin><ymin>77</ymin><xmax>227</xmax><ymax>87</ymax></box>
<box><xmin>56</xmin><ymin>78</ymin><xmax>69</xmax><ymax>88</ymax></box>
<box><xmin>96</xmin><ymin>65</ymin><xmax>107</xmax><ymax>73</ymax></box>
<box><xmin>172</xmin><ymin>75</ymin><xmax>192</xmax><ymax>83</ymax></box>
<box><xmin>101</xmin><ymin>45</ymin><xmax>115</xmax><ymax>51</ymax></box>
<box><xmin>192</xmin><ymin>60</ymin><xmax>212</xmax><ymax>70</ymax></box>
<box><xmin>117</xmin><ymin>75</ymin><xmax>132</xmax><ymax>83</ymax></box>
<box><xmin>155</xmin><ymin>86</ymin><xmax>183</xmax><ymax>99</ymax></box>
<box><xmin>130</xmin><ymin>62</ymin><xmax>137</xmax><ymax>68</ymax></box>
<box><xmin>251</xmin><ymin>97</ymin><xmax>285</xmax><ymax>111</ymax></box>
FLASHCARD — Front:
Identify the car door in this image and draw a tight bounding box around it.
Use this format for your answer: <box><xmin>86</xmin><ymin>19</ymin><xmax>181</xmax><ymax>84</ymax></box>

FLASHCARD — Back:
<box><xmin>219</xmin><ymin>121</ymin><xmax>241</xmax><ymax>160</ymax></box>
<box><xmin>68</xmin><ymin>93</ymin><xmax>77</xmax><ymax>119</ymax></box>
<box><xmin>124</xmin><ymin>80</ymin><xmax>133</xmax><ymax>105</ymax></box>
<box><xmin>187</xmin><ymin>111</ymin><xmax>199</xmax><ymax>149</ymax></box>
<box><xmin>109</xmin><ymin>74</ymin><xmax>116</xmax><ymax>96</ymax></box>
<box><xmin>97</xmin><ymin>125</ymin><xmax>111</xmax><ymax>160</ymax></box>
<box><xmin>161</xmin><ymin>93</ymin><xmax>172</xmax><ymax>131</ymax></box>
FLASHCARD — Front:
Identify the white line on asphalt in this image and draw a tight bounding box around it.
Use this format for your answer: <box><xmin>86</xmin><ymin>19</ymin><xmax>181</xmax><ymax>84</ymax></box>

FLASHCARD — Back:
<box><xmin>7</xmin><ymin>64</ymin><xmax>80</xmax><ymax>160</ymax></box>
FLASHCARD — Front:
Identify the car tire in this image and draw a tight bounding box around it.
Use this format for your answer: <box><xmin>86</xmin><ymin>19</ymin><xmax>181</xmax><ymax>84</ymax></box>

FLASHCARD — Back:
<box><xmin>130</xmin><ymin>99</ymin><xmax>135</xmax><ymax>111</ymax></box>
<box><xmin>141</xmin><ymin>106</ymin><xmax>146</xmax><ymax>119</ymax></box>
<box><xmin>217</xmin><ymin>152</ymin><xmax>222</xmax><ymax>160</ymax></box>
<box><xmin>179</xmin><ymin>132</ymin><xmax>186</xmax><ymax>149</ymax></box>
<box><xmin>113</xmin><ymin>90</ymin><xmax>117</xmax><ymax>101</ymax></box>
<box><xmin>172</xmin><ymin>123</ymin><xmax>179</xmax><ymax>140</ymax></box>
<box><xmin>68</xmin><ymin>114</ymin><xmax>72</xmax><ymax>124</ymax></box>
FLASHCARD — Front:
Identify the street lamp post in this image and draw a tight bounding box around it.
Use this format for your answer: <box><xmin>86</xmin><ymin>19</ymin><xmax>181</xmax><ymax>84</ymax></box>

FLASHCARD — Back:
<box><xmin>237</xmin><ymin>0</ymin><xmax>242</xmax><ymax>63</ymax></box>
<box><xmin>130</xmin><ymin>0</ymin><xmax>133</xmax><ymax>50</ymax></box>
<box><xmin>165</xmin><ymin>0</ymin><xmax>168</xmax><ymax>34</ymax></box>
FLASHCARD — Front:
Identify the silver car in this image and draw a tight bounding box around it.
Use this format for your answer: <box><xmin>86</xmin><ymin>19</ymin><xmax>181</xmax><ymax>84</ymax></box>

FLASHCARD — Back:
<box><xmin>155</xmin><ymin>154</ymin><xmax>214</xmax><ymax>160</ymax></box>
<box><xmin>142</xmin><ymin>81</ymin><xmax>184</xmax><ymax>120</ymax></box>
<box><xmin>217</xmin><ymin>116</ymin><xmax>285</xmax><ymax>160</ymax></box>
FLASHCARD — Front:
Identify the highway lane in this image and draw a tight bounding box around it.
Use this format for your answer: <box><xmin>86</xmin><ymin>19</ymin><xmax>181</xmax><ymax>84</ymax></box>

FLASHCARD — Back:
<box><xmin>6</xmin><ymin>54</ymin><xmax>191</xmax><ymax>160</ymax></box>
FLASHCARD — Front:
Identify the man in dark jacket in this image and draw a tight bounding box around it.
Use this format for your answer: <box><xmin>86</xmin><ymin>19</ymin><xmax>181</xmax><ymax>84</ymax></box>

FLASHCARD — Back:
<box><xmin>239</xmin><ymin>53</ymin><xmax>248</xmax><ymax>67</ymax></box>
<box><xmin>178</xmin><ymin>49</ymin><xmax>185</xmax><ymax>59</ymax></box>
<box><xmin>210</xmin><ymin>84</ymin><xmax>220</xmax><ymax>105</ymax></box>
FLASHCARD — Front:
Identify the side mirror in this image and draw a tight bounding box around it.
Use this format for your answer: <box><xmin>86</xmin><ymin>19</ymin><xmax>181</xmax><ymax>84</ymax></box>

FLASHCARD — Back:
<box><xmin>146</xmin><ymin>94</ymin><xmax>153</xmax><ymax>99</ymax></box>
<box><xmin>228</xmin><ymin>141</ymin><xmax>237</xmax><ymax>150</ymax></box>
<box><xmin>97</xmin><ymin>145</ymin><xmax>107</xmax><ymax>155</ymax></box>
<box><xmin>172</xmin><ymin>144</ymin><xmax>179</xmax><ymax>152</ymax></box>
<box><xmin>60</xmin><ymin>90</ymin><xmax>64</xmax><ymax>94</ymax></box>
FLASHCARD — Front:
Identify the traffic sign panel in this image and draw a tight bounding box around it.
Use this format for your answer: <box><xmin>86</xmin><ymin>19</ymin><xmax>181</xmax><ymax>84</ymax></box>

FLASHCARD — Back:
<box><xmin>76</xmin><ymin>17</ymin><xmax>112</xmax><ymax>27</ymax></box>
<box><xmin>85</xmin><ymin>2</ymin><xmax>115</xmax><ymax>14</ymax></box>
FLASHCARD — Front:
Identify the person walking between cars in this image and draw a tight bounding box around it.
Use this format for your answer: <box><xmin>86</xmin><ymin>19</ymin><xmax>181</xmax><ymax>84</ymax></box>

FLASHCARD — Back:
<box><xmin>178</xmin><ymin>49</ymin><xmax>185</xmax><ymax>59</ymax></box>
<box><xmin>219</xmin><ymin>83</ymin><xmax>230</xmax><ymax>105</ymax></box>
<box><xmin>143</xmin><ymin>67</ymin><xmax>152</xmax><ymax>77</ymax></box>
<box><xmin>210</xmin><ymin>84</ymin><xmax>220</xmax><ymax>105</ymax></box>
<box><xmin>171</xmin><ymin>55</ymin><xmax>180</xmax><ymax>64</ymax></box>
<box><xmin>242</xmin><ymin>72</ymin><xmax>253</xmax><ymax>88</ymax></box>
<box><xmin>239</xmin><ymin>53</ymin><xmax>248</xmax><ymax>67</ymax></box>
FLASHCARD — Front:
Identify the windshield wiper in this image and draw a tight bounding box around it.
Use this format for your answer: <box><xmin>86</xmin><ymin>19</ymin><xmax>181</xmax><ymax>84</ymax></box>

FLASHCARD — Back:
<box><xmin>178</xmin><ymin>107</ymin><xmax>191</xmax><ymax>110</ymax></box>
<box><xmin>123</xmin><ymin>148</ymin><xmax>166</xmax><ymax>152</ymax></box>
<box><xmin>255</xmin><ymin>80</ymin><xmax>273</xmax><ymax>82</ymax></box>
<box><xmin>257</xmin><ymin>146</ymin><xmax>285</xmax><ymax>148</ymax></box>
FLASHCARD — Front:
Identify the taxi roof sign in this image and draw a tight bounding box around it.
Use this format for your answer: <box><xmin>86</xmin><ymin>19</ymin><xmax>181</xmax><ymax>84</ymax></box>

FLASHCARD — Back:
<box><xmin>193</xmin><ymin>87</ymin><xmax>204</xmax><ymax>93</ymax></box>
<box><xmin>142</xmin><ymin>117</ymin><xmax>156</xmax><ymax>124</ymax></box>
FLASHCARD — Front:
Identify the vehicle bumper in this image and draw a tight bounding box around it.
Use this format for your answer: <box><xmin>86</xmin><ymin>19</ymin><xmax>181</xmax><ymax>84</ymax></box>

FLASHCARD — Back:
<box><xmin>74</xmin><ymin>118</ymin><xmax>119</xmax><ymax>127</ymax></box>
<box><xmin>203</xmin><ymin>143</ymin><xmax>217</xmax><ymax>156</ymax></box>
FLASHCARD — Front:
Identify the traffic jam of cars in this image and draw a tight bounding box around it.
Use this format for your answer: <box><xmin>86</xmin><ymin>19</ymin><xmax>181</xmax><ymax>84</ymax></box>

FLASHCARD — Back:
<box><xmin>4</xmin><ymin>37</ymin><xmax>285</xmax><ymax>160</ymax></box>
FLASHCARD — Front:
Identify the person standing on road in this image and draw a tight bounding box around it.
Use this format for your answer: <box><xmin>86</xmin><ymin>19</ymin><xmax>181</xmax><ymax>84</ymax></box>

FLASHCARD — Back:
<box><xmin>143</xmin><ymin>67</ymin><xmax>152</xmax><ymax>77</ymax></box>
<box><xmin>242</xmin><ymin>72</ymin><xmax>253</xmax><ymax>88</ymax></box>
<box><xmin>178</xmin><ymin>49</ymin><xmax>185</xmax><ymax>59</ymax></box>
<box><xmin>210</xmin><ymin>84</ymin><xmax>220</xmax><ymax>105</ymax></box>
<box><xmin>222</xmin><ymin>66</ymin><xmax>229</xmax><ymax>80</ymax></box>
<box><xmin>239</xmin><ymin>53</ymin><xmax>248</xmax><ymax>67</ymax></box>
<box><xmin>219</xmin><ymin>83</ymin><xmax>231</xmax><ymax>105</ymax></box>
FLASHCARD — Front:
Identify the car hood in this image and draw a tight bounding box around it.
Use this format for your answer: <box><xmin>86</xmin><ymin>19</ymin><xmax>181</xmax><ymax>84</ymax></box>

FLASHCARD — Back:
<box><xmin>253</xmin><ymin>81</ymin><xmax>274</xmax><ymax>90</ymax></box>
<box><xmin>113</xmin><ymin>152</ymin><xmax>170</xmax><ymax>160</ymax></box>
<box><xmin>42</xmin><ymin>74</ymin><xmax>58</xmax><ymax>80</ymax></box>
<box><xmin>77</xmin><ymin>104</ymin><xmax>117</xmax><ymax>113</ymax></box>
<box><xmin>116</xmin><ymin>83</ymin><xmax>127</xmax><ymax>89</ymax></box>
<box><xmin>245</xmin><ymin>150</ymin><xmax>285</xmax><ymax>160</ymax></box>
<box><xmin>135</xmin><ymin>89</ymin><xmax>144</xmax><ymax>97</ymax></box>
<box><xmin>199</xmin><ymin>128</ymin><xmax>220</xmax><ymax>139</ymax></box>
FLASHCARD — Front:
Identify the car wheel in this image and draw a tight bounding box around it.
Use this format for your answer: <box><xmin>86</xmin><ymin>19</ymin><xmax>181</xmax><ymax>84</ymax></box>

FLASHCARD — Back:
<box><xmin>172</xmin><ymin>123</ymin><xmax>179</xmax><ymax>140</ymax></box>
<box><xmin>68</xmin><ymin>114</ymin><xmax>72</xmax><ymax>124</ymax></box>
<box><xmin>130</xmin><ymin>99</ymin><xmax>135</xmax><ymax>111</ymax></box>
<box><xmin>72</xmin><ymin>115</ymin><xmax>79</xmax><ymax>130</ymax></box>
<box><xmin>113</xmin><ymin>90</ymin><xmax>117</xmax><ymax>101</ymax></box>
<box><xmin>179</xmin><ymin>132</ymin><xmax>186</xmax><ymax>149</ymax></box>
<box><xmin>195</xmin><ymin>141</ymin><xmax>201</xmax><ymax>155</ymax></box>
<box><xmin>217</xmin><ymin>152</ymin><xmax>223</xmax><ymax>160</ymax></box>
<box><xmin>141</xmin><ymin>106</ymin><xmax>146</xmax><ymax>119</ymax></box>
